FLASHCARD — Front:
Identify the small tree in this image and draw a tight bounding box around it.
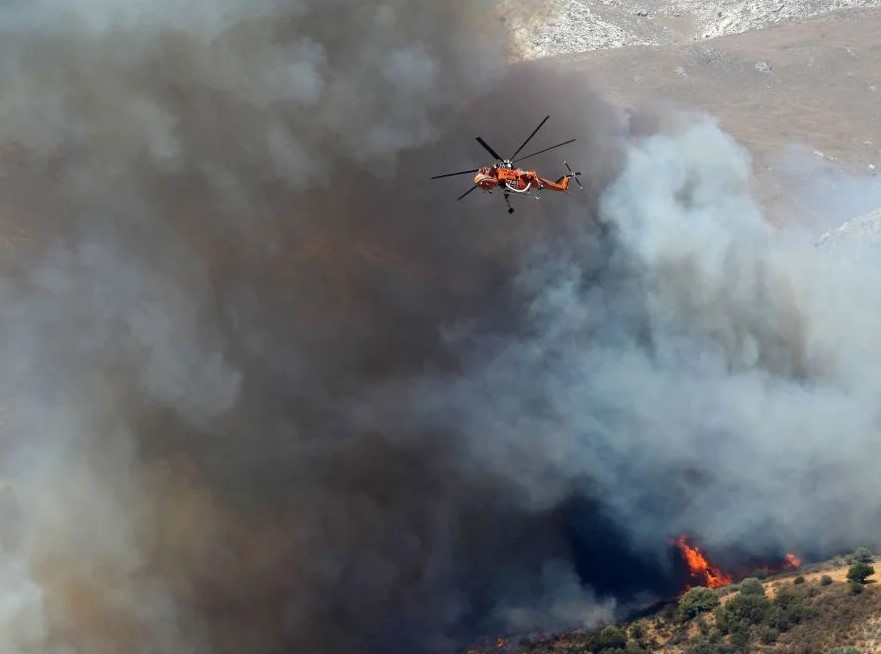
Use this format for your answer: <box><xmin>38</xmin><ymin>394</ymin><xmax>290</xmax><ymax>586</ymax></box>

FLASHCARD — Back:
<box><xmin>847</xmin><ymin>562</ymin><xmax>875</xmax><ymax>584</ymax></box>
<box><xmin>739</xmin><ymin>577</ymin><xmax>765</xmax><ymax>596</ymax></box>
<box><xmin>677</xmin><ymin>586</ymin><xmax>720</xmax><ymax>621</ymax></box>
<box><xmin>853</xmin><ymin>547</ymin><xmax>874</xmax><ymax>563</ymax></box>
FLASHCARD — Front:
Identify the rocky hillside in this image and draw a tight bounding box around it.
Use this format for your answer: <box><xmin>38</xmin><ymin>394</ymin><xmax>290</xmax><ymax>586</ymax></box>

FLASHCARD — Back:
<box><xmin>496</xmin><ymin>0</ymin><xmax>881</xmax><ymax>59</ymax></box>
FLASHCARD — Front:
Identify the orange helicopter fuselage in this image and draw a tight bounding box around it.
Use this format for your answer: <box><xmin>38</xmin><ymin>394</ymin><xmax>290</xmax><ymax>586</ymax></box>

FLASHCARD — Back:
<box><xmin>473</xmin><ymin>165</ymin><xmax>572</xmax><ymax>194</ymax></box>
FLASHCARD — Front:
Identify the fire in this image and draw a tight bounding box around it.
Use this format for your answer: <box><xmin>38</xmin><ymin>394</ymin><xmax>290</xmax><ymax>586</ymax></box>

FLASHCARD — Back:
<box><xmin>496</xmin><ymin>637</ymin><xmax>507</xmax><ymax>649</ymax></box>
<box><xmin>675</xmin><ymin>535</ymin><xmax>734</xmax><ymax>589</ymax></box>
<box><xmin>674</xmin><ymin>535</ymin><xmax>804</xmax><ymax>592</ymax></box>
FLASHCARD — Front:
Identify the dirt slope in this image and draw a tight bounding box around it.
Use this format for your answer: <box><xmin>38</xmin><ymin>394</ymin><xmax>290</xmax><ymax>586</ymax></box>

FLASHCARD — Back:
<box><xmin>498</xmin><ymin>0</ymin><xmax>881</xmax><ymax>60</ymax></box>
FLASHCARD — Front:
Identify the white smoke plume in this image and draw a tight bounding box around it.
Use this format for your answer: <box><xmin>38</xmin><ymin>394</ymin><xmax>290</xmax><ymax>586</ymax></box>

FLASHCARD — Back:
<box><xmin>2</xmin><ymin>0</ymin><xmax>881</xmax><ymax>652</ymax></box>
<box><xmin>374</xmin><ymin>111</ymin><xmax>881</xmax><ymax>572</ymax></box>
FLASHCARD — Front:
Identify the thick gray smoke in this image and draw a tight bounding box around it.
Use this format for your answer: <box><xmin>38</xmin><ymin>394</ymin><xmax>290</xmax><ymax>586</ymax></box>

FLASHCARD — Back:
<box><xmin>2</xmin><ymin>1</ymin><xmax>881</xmax><ymax>653</ymax></box>
<box><xmin>0</xmin><ymin>2</ymin><xmax>625</xmax><ymax>653</ymax></box>
<box><xmin>369</xmin><ymin>112</ymin><xmax>881</xmax><ymax>566</ymax></box>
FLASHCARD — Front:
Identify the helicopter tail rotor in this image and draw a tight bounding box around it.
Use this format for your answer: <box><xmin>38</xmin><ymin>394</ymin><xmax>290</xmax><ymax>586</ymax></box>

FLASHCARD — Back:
<box><xmin>563</xmin><ymin>161</ymin><xmax>583</xmax><ymax>189</ymax></box>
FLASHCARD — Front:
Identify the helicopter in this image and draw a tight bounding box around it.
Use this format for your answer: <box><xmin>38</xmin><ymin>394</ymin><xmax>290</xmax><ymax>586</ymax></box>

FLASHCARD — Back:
<box><xmin>431</xmin><ymin>115</ymin><xmax>583</xmax><ymax>214</ymax></box>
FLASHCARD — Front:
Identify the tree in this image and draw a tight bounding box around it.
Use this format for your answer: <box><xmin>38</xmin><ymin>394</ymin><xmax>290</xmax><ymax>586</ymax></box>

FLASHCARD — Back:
<box><xmin>677</xmin><ymin>587</ymin><xmax>720</xmax><ymax>621</ymax></box>
<box><xmin>853</xmin><ymin>547</ymin><xmax>874</xmax><ymax>563</ymax></box>
<box><xmin>739</xmin><ymin>577</ymin><xmax>765</xmax><ymax>596</ymax></box>
<box><xmin>846</xmin><ymin>562</ymin><xmax>875</xmax><ymax>584</ymax></box>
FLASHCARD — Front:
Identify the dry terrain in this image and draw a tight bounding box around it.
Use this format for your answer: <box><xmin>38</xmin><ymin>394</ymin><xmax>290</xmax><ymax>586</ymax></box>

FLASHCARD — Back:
<box><xmin>469</xmin><ymin>555</ymin><xmax>881</xmax><ymax>654</ymax></box>
<box><xmin>496</xmin><ymin>0</ymin><xmax>881</xmax><ymax>59</ymax></box>
<box><xmin>496</xmin><ymin>5</ymin><xmax>881</xmax><ymax>230</ymax></box>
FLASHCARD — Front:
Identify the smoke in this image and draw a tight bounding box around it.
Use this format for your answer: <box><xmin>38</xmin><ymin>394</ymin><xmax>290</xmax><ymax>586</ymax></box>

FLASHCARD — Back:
<box><xmin>2</xmin><ymin>1</ymin><xmax>881</xmax><ymax>653</ymax></box>
<box><xmin>369</xmin><ymin>111</ymin><xmax>881</xmax><ymax>572</ymax></box>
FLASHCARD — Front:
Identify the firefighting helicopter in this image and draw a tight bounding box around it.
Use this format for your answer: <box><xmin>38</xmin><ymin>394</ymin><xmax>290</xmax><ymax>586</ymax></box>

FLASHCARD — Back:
<box><xmin>431</xmin><ymin>115</ymin><xmax>583</xmax><ymax>214</ymax></box>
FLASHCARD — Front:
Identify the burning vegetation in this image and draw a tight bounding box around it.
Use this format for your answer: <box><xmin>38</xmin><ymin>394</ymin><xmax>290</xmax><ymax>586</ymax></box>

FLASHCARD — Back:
<box><xmin>674</xmin><ymin>535</ymin><xmax>803</xmax><ymax>592</ymax></box>
<box><xmin>464</xmin><ymin>548</ymin><xmax>881</xmax><ymax>654</ymax></box>
<box><xmin>675</xmin><ymin>535</ymin><xmax>734</xmax><ymax>589</ymax></box>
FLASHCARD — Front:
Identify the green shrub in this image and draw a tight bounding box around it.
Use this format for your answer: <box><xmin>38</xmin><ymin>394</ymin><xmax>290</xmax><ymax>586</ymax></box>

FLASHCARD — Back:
<box><xmin>768</xmin><ymin>586</ymin><xmax>820</xmax><ymax>631</ymax></box>
<box><xmin>821</xmin><ymin>575</ymin><xmax>833</xmax><ymax>586</ymax></box>
<box><xmin>677</xmin><ymin>587</ymin><xmax>720</xmax><ymax>621</ymax></box>
<box><xmin>686</xmin><ymin>639</ymin><xmax>733</xmax><ymax>654</ymax></box>
<box><xmin>794</xmin><ymin>575</ymin><xmax>805</xmax><ymax>585</ymax></box>
<box><xmin>847</xmin><ymin>562</ymin><xmax>875</xmax><ymax>584</ymax></box>
<box><xmin>849</xmin><ymin>581</ymin><xmax>864</xmax><ymax>595</ymax></box>
<box><xmin>828</xmin><ymin>648</ymin><xmax>859</xmax><ymax>654</ymax></box>
<box><xmin>594</xmin><ymin>626</ymin><xmax>627</xmax><ymax>652</ymax></box>
<box><xmin>719</xmin><ymin>592</ymin><xmax>771</xmax><ymax>626</ymax></box>
<box><xmin>758</xmin><ymin>626</ymin><xmax>780</xmax><ymax>644</ymax></box>
<box><xmin>739</xmin><ymin>577</ymin><xmax>765</xmax><ymax>596</ymax></box>
<box><xmin>628</xmin><ymin>623</ymin><xmax>645</xmax><ymax>642</ymax></box>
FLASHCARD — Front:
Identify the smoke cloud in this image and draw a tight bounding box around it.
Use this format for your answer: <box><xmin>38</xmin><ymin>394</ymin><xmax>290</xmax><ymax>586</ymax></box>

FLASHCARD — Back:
<box><xmin>369</xmin><ymin>112</ymin><xmax>881</xmax><ymax>570</ymax></box>
<box><xmin>1</xmin><ymin>1</ymin><xmax>881</xmax><ymax>653</ymax></box>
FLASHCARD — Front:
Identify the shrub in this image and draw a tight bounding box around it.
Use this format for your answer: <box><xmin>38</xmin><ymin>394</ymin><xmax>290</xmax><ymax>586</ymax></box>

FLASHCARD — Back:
<box><xmin>628</xmin><ymin>623</ymin><xmax>646</xmax><ymax>644</ymax></box>
<box><xmin>794</xmin><ymin>575</ymin><xmax>806</xmax><ymax>585</ymax></box>
<box><xmin>769</xmin><ymin>586</ymin><xmax>820</xmax><ymax>630</ymax></box>
<box><xmin>828</xmin><ymin>648</ymin><xmax>859</xmax><ymax>654</ymax></box>
<box><xmin>853</xmin><ymin>547</ymin><xmax>874</xmax><ymax>563</ymax></box>
<box><xmin>678</xmin><ymin>587</ymin><xmax>720</xmax><ymax>620</ymax></box>
<box><xmin>849</xmin><ymin>581</ymin><xmax>864</xmax><ymax>595</ymax></box>
<box><xmin>720</xmin><ymin>592</ymin><xmax>771</xmax><ymax>626</ymax></box>
<box><xmin>821</xmin><ymin>575</ymin><xmax>833</xmax><ymax>586</ymax></box>
<box><xmin>686</xmin><ymin>639</ymin><xmax>733</xmax><ymax>654</ymax></box>
<box><xmin>739</xmin><ymin>577</ymin><xmax>765</xmax><ymax>596</ymax></box>
<box><xmin>847</xmin><ymin>563</ymin><xmax>875</xmax><ymax>584</ymax></box>
<box><xmin>594</xmin><ymin>626</ymin><xmax>627</xmax><ymax>652</ymax></box>
<box><xmin>758</xmin><ymin>626</ymin><xmax>780</xmax><ymax>644</ymax></box>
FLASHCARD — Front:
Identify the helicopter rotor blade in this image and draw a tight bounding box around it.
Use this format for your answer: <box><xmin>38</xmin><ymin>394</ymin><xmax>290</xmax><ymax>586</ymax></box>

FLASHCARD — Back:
<box><xmin>457</xmin><ymin>184</ymin><xmax>480</xmax><ymax>201</ymax></box>
<box><xmin>475</xmin><ymin>137</ymin><xmax>504</xmax><ymax>162</ymax></box>
<box><xmin>431</xmin><ymin>168</ymin><xmax>480</xmax><ymax>180</ymax></box>
<box><xmin>513</xmin><ymin>138</ymin><xmax>577</xmax><ymax>164</ymax></box>
<box><xmin>564</xmin><ymin>161</ymin><xmax>584</xmax><ymax>189</ymax></box>
<box><xmin>509</xmin><ymin>115</ymin><xmax>549</xmax><ymax>160</ymax></box>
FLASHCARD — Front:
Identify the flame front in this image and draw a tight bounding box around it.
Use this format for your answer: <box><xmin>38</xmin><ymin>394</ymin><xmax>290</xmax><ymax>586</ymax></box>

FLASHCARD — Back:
<box><xmin>785</xmin><ymin>553</ymin><xmax>802</xmax><ymax>568</ymax></box>
<box><xmin>676</xmin><ymin>535</ymin><xmax>734</xmax><ymax>589</ymax></box>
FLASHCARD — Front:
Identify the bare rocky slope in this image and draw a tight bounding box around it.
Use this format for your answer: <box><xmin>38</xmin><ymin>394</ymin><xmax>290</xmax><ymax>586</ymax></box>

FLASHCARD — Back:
<box><xmin>496</xmin><ymin>0</ymin><xmax>881</xmax><ymax>59</ymax></box>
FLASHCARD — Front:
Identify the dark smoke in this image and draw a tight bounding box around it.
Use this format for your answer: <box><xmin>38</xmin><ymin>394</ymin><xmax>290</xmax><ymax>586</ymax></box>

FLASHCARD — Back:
<box><xmin>2</xmin><ymin>2</ymin><xmax>881</xmax><ymax>653</ymax></box>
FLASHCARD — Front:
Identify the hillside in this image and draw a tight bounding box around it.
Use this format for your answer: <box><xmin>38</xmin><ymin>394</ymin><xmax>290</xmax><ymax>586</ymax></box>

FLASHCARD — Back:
<box><xmin>467</xmin><ymin>550</ymin><xmax>881</xmax><ymax>654</ymax></box>
<box><xmin>496</xmin><ymin>0</ymin><xmax>881</xmax><ymax>60</ymax></box>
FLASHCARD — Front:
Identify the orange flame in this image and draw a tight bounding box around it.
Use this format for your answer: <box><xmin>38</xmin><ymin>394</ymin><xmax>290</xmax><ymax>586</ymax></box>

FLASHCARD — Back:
<box><xmin>496</xmin><ymin>637</ymin><xmax>507</xmax><ymax>649</ymax></box>
<box><xmin>675</xmin><ymin>535</ymin><xmax>733</xmax><ymax>589</ymax></box>
<box><xmin>785</xmin><ymin>553</ymin><xmax>802</xmax><ymax>568</ymax></box>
